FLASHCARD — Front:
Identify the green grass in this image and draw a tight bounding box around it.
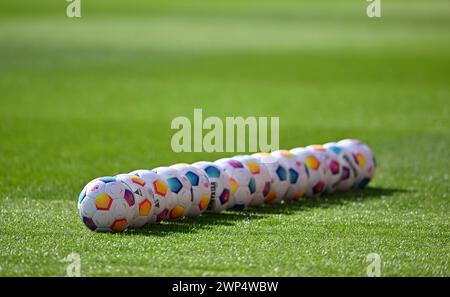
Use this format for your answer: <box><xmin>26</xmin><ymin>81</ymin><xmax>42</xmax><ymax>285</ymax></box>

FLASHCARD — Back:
<box><xmin>0</xmin><ymin>0</ymin><xmax>449</xmax><ymax>276</ymax></box>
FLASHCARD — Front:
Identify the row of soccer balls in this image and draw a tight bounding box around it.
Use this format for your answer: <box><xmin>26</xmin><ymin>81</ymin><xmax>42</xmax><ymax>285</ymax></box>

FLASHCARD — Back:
<box><xmin>77</xmin><ymin>139</ymin><xmax>376</xmax><ymax>232</ymax></box>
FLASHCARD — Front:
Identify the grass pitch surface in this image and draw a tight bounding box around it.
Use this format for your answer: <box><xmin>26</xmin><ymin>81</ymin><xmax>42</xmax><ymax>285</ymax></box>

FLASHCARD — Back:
<box><xmin>0</xmin><ymin>0</ymin><xmax>449</xmax><ymax>276</ymax></box>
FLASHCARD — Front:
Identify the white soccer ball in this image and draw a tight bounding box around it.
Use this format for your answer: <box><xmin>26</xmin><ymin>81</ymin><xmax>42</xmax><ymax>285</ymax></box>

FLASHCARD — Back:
<box><xmin>129</xmin><ymin>169</ymin><xmax>172</xmax><ymax>223</ymax></box>
<box><xmin>152</xmin><ymin>166</ymin><xmax>192</xmax><ymax>220</ymax></box>
<box><xmin>290</xmin><ymin>148</ymin><xmax>327</xmax><ymax>197</ymax></box>
<box><xmin>305</xmin><ymin>144</ymin><xmax>342</xmax><ymax>194</ymax></box>
<box><xmin>337</xmin><ymin>139</ymin><xmax>376</xmax><ymax>188</ymax></box>
<box><xmin>214</xmin><ymin>158</ymin><xmax>256</xmax><ymax>210</ymax></box>
<box><xmin>77</xmin><ymin>176</ymin><xmax>138</xmax><ymax>232</ymax></box>
<box><xmin>271</xmin><ymin>150</ymin><xmax>309</xmax><ymax>202</ymax></box>
<box><xmin>170</xmin><ymin>163</ymin><xmax>211</xmax><ymax>217</ymax></box>
<box><xmin>232</xmin><ymin>155</ymin><xmax>272</xmax><ymax>207</ymax></box>
<box><xmin>115</xmin><ymin>174</ymin><xmax>155</xmax><ymax>228</ymax></box>
<box><xmin>192</xmin><ymin>161</ymin><xmax>233</xmax><ymax>213</ymax></box>
<box><xmin>251</xmin><ymin>153</ymin><xmax>289</xmax><ymax>204</ymax></box>
<box><xmin>323</xmin><ymin>142</ymin><xmax>355</xmax><ymax>191</ymax></box>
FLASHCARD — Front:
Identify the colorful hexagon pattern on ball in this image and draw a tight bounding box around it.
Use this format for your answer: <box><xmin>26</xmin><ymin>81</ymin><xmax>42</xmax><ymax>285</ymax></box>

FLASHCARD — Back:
<box><xmin>214</xmin><ymin>158</ymin><xmax>256</xmax><ymax>210</ymax></box>
<box><xmin>323</xmin><ymin>142</ymin><xmax>356</xmax><ymax>191</ymax></box>
<box><xmin>276</xmin><ymin>166</ymin><xmax>287</xmax><ymax>181</ymax></box>
<box><xmin>94</xmin><ymin>193</ymin><xmax>113</xmax><ymax>211</ymax></box>
<box><xmin>139</xmin><ymin>199</ymin><xmax>152</xmax><ymax>216</ymax></box>
<box><xmin>152</xmin><ymin>167</ymin><xmax>192</xmax><ymax>221</ymax></box>
<box><xmin>217</xmin><ymin>188</ymin><xmax>229</xmax><ymax>205</ymax></box>
<box><xmin>116</xmin><ymin>174</ymin><xmax>155</xmax><ymax>228</ymax></box>
<box><xmin>337</xmin><ymin>139</ymin><xmax>376</xmax><ymax>188</ymax></box>
<box><xmin>290</xmin><ymin>148</ymin><xmax>327</xmax><ymax>197</ymax></box>
<box><xmin>233</xmin><ymin>155</ymin><xmax>273</xmax><ymax>207</ymax></box>
<box><xmin>252</xmin><ymin>153</ymin><xmax>289</xmax><ymax>204</ymax></box>
<box><xmin>78</xmin><ymin>177</ymin><xmax>137</xmax><ymax>233</ymax></box>
<box><xmin>153</xmin><ymin>179</ymin><xmax>168</xmax><ymax>196</ymax></box>
<box><xmin>129</xmin><ymin>169</ymin><xmax>171</xmax><ymax>223</ymax></box>
<box><xmin>271</xmin><ymin>150</ymin><xmax>309</xmax><ymax>202</ymax></box>
<box><xmin>192</xmin><ymin>162</ymin><xmax>234</xmax><ymax>213</ymax></box>
<box><xmin>167</xmin><ymin>177</ymin><xmax>183</xmax><ymax>194</ymax></box>
<box><xmin>171</xmin><ymin>164</ymin><xmax>211</xmax><ymax>217</ymax></box>
<box><xmin>77</xmin><ymin>139</ymin><xmax>375</xmax><ymax>233</ymax></box>
<box><xmin>305</xmin><ymin>144</ymin><xmax>344</xmax><ymax>194</ymax></box>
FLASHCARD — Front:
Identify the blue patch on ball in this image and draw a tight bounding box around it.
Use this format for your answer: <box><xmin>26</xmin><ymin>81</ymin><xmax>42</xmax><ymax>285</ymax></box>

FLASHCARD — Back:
<box><xmin>204</xmin><ymin>166</ymin><xmax>221</xmax><ymax>178</ymax></box>
<box><xmin>99</xmin><ymin>176</ymin><xmax>116</xmax><ymax>183</ymax></box>
<box><xmin>289</xmin><ymin>168</ymin><xmax>299</xmax><ymax>184</ymax></box>
<box><xmin>276</xmin><ymin>166</ymin><xmax>287</xmax><ymax>181</ymax></box>
<box><xmin>167</xmin><ymin>177</ymin><xmax>183</xmax><ymax>193</ymax></box>
<box><xmin>248</xmin><ymin>177</ymin><xmax>256</xmax><ymax>194</ymax></box>
<box><xmin>185</xmin><ymin>171</ymin><xmax>199</xmax><ymax>186</ymax></box>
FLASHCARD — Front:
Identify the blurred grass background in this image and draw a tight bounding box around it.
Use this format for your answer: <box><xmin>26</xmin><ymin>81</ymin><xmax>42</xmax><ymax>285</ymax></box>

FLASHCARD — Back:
<box><xmin>0</xmin><ymin>0</ymin><xmax>449</xmax><ymax>276</ymax></box>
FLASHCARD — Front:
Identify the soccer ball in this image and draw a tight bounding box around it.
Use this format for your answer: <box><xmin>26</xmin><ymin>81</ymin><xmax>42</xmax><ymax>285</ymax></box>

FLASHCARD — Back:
<box><xmin>129</xmin><ymin>169</ymin><xmax>171</xmax><ymax>223</ymax></box>
<box><xmin>305</xmin><ymin>145</ymin><xmax>331</xmax><ymax>192</ymax></box>
<box><xmin>192</xmin><ymin>161</ymin><xmax>233</xmax><ymax>213</ymax></box>
<box><xmin>77</xmin><ymin>176</ymin><xmax>137</xmax><ymax>232</ymax></box>
<box><xmin>323</xmin><ymin>142</ymin><xmax>355</xmax><ymax>191</ymax></box>
<box><xmin>152</xmin><ymin>167</ymin><xmax>192</xmax><ymax>220</ymax></box>
<box><xmin>271</xmin><ymin>150</ymin><xmax>309</xmax><ymax>202</ymax></box>
<box><xmin>115</xmin><ymin>174</ymin><xmax>155</xmax><ymax>228</ymax></box>
<box><xmin>290</xmin><ymin>148</ymin><xmax>326</xmax><ymax>197</ymax></box>
<box><xmin>232</xmin><ymin>155</ymin><xmax>271</xmax><ymax>207</ymax></box>
<box><xmin>337</xmin><ymin>139</ymin><xmax>376</xmax><ymax>188</ymax></box>
<box><xmin>170</xmin><ymin>163</ymin><xmax>211</xmax><ymax>217</ymax></box>
<box><xmin>305</xmin><ymin>144</ymin><xmax>341</xmax><ymax>194</ymax></box>
<box><xmin>214</xmin><ymin>158</ymin><xmax>256</xmax><ymax>210</ymax></box>
<box><xmin>251</xmin><ymin>153</ymin><xmax>289</xmax><ymax>204</ymax></box>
